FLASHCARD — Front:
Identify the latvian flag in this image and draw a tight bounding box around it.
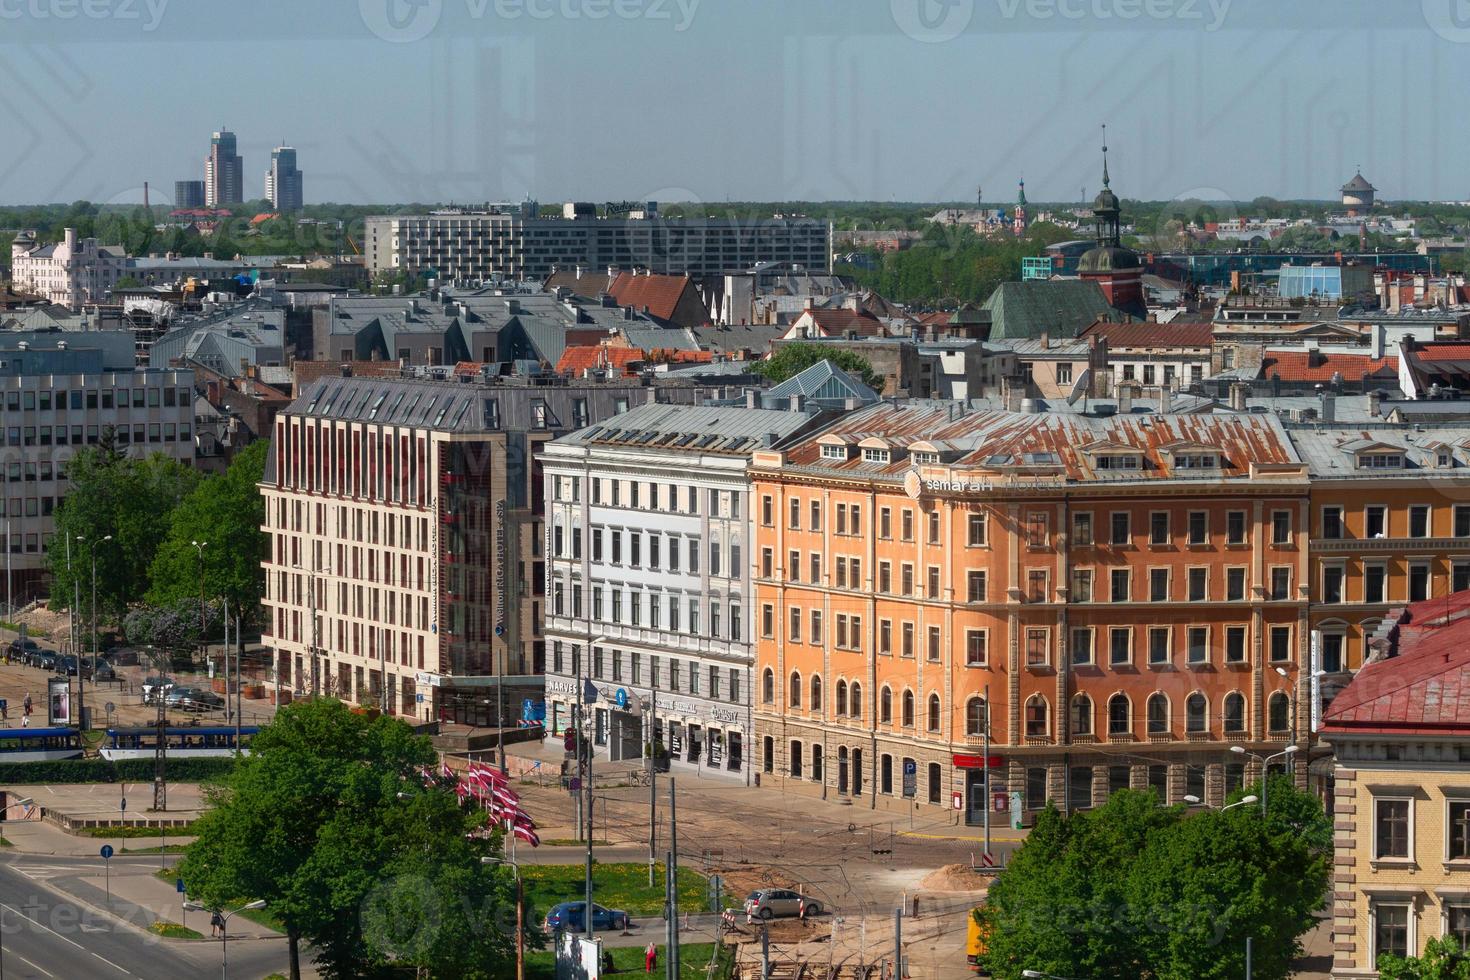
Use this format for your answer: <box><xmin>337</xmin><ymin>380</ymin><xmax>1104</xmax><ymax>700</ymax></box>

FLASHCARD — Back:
<box><xmin>513</xmin><ymin>824</ymin><xmax>540</xmax><ymax>847</ymax></box>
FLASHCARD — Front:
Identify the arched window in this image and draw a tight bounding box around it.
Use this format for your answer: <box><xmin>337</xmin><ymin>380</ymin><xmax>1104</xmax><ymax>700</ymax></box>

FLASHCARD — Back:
<box><xmin>1025</xmin><ymin>695</ymin><xmax>1049</xmax><ymax>737</ymax></box>
<box><xmin>901</xmin><ymin>690</ymin><xmax>915</xmax><ymax>728</ymax></box>
<box><xmin>1223</xmin><ymin>692</ymin><xmax>1246</xmax><ymax>733</ymax></box>
<box><xmin>849</xmin><ymin>682</ymin><xmax>862</xmax><ymax>720</ymax></box>
<box><xmin>1071</xmin><ymin>693</ymin><xmax>1093</xmax><ymax>736</ymax></box>
<box><xmin>1268</xmin><ymin>692</ymin><xmax>1290</xmax><ymax>733</ymax></box>
<box><xmin>1108</xmin><ymin>694</ymin><xmax>1131</xmax><ymax>736</ymax></box>
<box><xmin>965</xmin><ymin>697</ymin><xmax>987</xmax><ymax>736</ymax></box>
<box><xmin>789</xmin><ymin>671</ymin><xmax>801</xmax><ymax>709</ymax></box>
<box><xmin>880</xmin><ymin>686</ymin><xmax>893</xmax><ymax>724</ymax></box>
<box><xmin>1147</xmin><ymin>693</ymin><xmax>1169</xmax><ymax>734</ymax></box>
<box><xmin>1186</xmin><ymin>692</ymin><xmax>1208</xmax><ymax>732</ymax></box>
<box><xmin>835</xmin><ymin>680</ymin><xmax>848</xmax><ymax>717</ymax></box>
<box><xmin>761</xmin><ymin>667</ymin><xmax>774</xmax><ymax>705</ymax></box>
<box><xmin>810</xmin><ymin>675</ymin><xmax>823</xmax><ymax>713</ymax></box>
<box><xmin>927</xmin><ymin>693</ymin><xmax>941</xmax><ymax>732</ymax></box>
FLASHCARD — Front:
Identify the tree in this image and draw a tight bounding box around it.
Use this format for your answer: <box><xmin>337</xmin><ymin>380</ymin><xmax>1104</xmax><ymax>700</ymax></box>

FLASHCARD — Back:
<box><xmin>752</xmin><ymin>342</ymin><xmax>885</xmax><ymax>393</ymax></box>
<box><xmin>178</xmin><ymin>698</ymin><xmax>530</xmax><ymax>979</ymax></box>
<box><xmin>147</xmin><ymin>442</ymin><xmax>269</xmax><ymax>629</ymax></box>
<box><xmin>1378</xmin><ymin>937</ymin><xmax>1470</xmax><ymax>980</ymax></box>
<box><xmin>978</xmin><ymin>786</ymin><xmax>1330</xmax><ymax>980</ymax></box>
<box><xmin>48</xmin><ymin>447</ymin><xmax>199</xmax><ymax>619</ymax></box>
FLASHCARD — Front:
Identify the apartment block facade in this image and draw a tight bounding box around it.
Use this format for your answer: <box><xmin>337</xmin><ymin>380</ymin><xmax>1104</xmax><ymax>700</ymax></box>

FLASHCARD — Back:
<box><xmin>364</xmin><ymin>208</ymin><xmax>832</xmax><ymax>282</ymax></box>
<box><xmin>540</xmin><ymin>401</ymin><xmax>823</xmax><ymax>782</ymax></box>
<box><xmin>260</xmin><ymin>375</ymin><xmax>706</xmax><ymax>724</ymax></box>
<box><xmin>750</xmin><ymin>404</ymin><xmax>1311</xmax><ymax>821</ymax></box>
<box><xmin>9</xmin><ymin>228</ymin><xmax>127</xmax><ymax>310</ymax></box>
<box><xmin>1322</xmin><ymin>594</ymin><xmax>1470</xmax><ymax>978</ymax></box>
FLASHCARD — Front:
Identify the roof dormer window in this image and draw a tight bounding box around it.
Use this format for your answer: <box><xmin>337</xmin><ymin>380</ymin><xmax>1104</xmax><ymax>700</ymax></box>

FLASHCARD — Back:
<box><xmin>1359</xmin><ymin>453</ymin><xmax>1404</xmax><ymax>470</ymax></box>
<box><xmin>820</xmin><ymin>444</ymin><xmax>847</xmax><ymax>461</ymax></box>
<box><xmin>1095</xmin><ymin>454</ymin><xmax>1141</xmax><ymax>470</ymax></box>
<box><xmin>912</xmin><ymin>451</ymin><xmax>940</xmax><ymax>465</ymax></box>
<box><xmin>862</xmin><ymin>447</ymin><xmax>890</xmax><ymax>463</ymax></box>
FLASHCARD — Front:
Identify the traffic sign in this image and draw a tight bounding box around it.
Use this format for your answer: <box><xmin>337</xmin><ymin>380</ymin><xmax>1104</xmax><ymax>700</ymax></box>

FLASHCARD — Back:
<box><xmin>176</xmin><ymin>878</ymin><xmax>185</xmax><ymax>894</ymax></box>
<box><xmin>99</xmin><ymin>845</ymin><xmax>114</xmax><ymax>860</ymax></box>
<box><xmin>119</xmin><ymin>798</ymin><xmax>127</xmax><ymax>813</ymax></box>
<box><xmin>614</xmin><ymin>688</ymin><xmax>628</xmax><ymax>710</ymax></box>
<box><xmin>902</xmin><ymin>759</ymin><xmax>917</xmax><ymax>798</ymax></box>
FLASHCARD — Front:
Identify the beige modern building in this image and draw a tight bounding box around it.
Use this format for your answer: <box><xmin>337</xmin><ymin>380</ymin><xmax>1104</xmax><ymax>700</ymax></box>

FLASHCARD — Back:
<box><xmin>1324</xmin><ymin>592</ymin><xmax>1470</xmax><ymax>977</ymax></box>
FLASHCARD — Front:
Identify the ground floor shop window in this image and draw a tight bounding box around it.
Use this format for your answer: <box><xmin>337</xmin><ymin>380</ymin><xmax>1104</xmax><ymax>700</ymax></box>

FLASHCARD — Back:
<box><xmin>1148</xmin><ymin>764</ymin><xmax>1168</xmax><ymax>801</ymax></box>
<box><xmin>927</xmin><ymin>763</ymin><xmax>941</xmax><ymax>804</ymax></box>
<box><xmin>880</xmin><ymin>754</ymin><xmax>893</xmax><ymax>794</ymax></box>
<box><xmin>762</xmin><ymin>736</ymin><xmax>773</xmax><ymax>774</ymax></box>
<box><xmin>790</xmin><ymin>740</ymin><xmax>803</xmax><ymax>778</ymax></box>
<box><xmin>811</xmin><ymin>744</ymin><xmax>823</xmax><ymax>783</ymax></box>
<box><xmin>1068</xmin><ymin>767</ymin><xmax>1092</xmax><ymax>811</ymax></box>
<box><xmin>1375</xmin><ymin>903</ymin><xmax>1410</xmax><ymax>961</ymax></box>
<box><xmin>1109</xmin><ymin>765</ymin><xmax>1130</xmax><ymax>796</ymax></box>
<box><xmin>1186</xmin><ymin>765</ymin><xmax>1206</xmax><ymax>803</ymax></box>
<box><xmin>1026</xmin><ymin>767</ymin><xmax>1047</xmax><ymax>810</ymax></box>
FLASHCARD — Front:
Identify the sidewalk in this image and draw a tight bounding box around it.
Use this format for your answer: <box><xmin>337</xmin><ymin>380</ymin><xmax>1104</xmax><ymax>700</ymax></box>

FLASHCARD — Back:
<box><xmin>1</xmin><ymin>817</ymin><xmax>195</xmax><ymax>856</ymax></box>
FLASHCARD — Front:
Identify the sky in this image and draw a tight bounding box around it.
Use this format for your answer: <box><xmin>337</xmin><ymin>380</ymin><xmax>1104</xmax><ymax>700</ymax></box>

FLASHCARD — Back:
<box><xmin>1</xmin><ymin>0</ymin><xmax>1468</xmax><ymax>207</ymax></box>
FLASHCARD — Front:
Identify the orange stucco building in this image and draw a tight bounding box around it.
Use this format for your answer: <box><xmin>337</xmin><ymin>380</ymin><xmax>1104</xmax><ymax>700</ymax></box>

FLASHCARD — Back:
<box><xmin>750</xmin><ymin>403</ymin><xmax>1311</xmax><ymax>822</ymax></box>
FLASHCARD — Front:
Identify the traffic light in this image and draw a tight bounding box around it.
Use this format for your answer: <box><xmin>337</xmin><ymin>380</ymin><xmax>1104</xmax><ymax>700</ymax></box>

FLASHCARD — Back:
<box><xmin>563</xmin><ymin>729</ymin><xmax>576</xmax><ymax>754</ymax></box>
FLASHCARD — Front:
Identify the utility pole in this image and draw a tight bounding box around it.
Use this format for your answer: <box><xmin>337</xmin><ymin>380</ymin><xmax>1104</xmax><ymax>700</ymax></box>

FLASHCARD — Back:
<box><xmin>152</xmin><ymin>657</ymin><xmax>168</xmax><ymax>811</ymax></box>
<box><xmin>665</xmin><ymin>850</ymin><xmax>676</xmax><ymax>980</ymax></box>
<box><xmin>893</xmin><ymin>906</ymin><xmax>903</xmax><ymax>980</ymax></box>
<box><xmin>982</xmin><ymin>683</ymin><xmax>991</xmax><ymax>863</ymax></box>
<box><xmin>669</xmin><ymin>778</ymin><xmax>680</xmax><ymax>979</ymax></box>
<box><xmin>648</xmin><ymin>692</ymin><xmax>657</xmax><ymax>888</ymax></box>
<box><xmin>234</xmin><ymin>613</ymin><xmax>242</xmax><ymax>747</ymax></box>
<box><xmin>1246</xmin><ymin>936</ymin><xmax>1253</xmax><ymax>980</ymax></box>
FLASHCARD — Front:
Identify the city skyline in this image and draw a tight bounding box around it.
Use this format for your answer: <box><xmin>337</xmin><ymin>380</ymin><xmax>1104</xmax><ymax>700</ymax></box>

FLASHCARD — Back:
<box><xmin>0</xmin><ymin>0</ymin><xmax>1467</xmax><ymax>207</ymax></box>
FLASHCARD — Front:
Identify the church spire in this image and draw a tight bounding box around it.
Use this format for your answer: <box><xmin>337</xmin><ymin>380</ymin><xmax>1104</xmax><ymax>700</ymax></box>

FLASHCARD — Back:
<box><xmin>1101</xmin><ymin>123</ymin><xmax>1110</xmax><ymax>188</ymax></box>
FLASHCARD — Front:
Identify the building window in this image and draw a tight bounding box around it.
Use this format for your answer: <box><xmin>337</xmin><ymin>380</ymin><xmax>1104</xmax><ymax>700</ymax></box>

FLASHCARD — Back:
<box><xmin>1149</xmin><ymin>568</ymin><xmax>1169</xmax><ymax>602</ymax></box>
<box><xmin>1225</xmin><ymin>626</ymin><xmax>1247</xmax><ymax>664</ymax></box>
<box><xmin>926</xmin><ymin>626</ymin><xmax>941</xmax><ymax>663</ymax></box>
<box><xmin>788</xmin><ymin>672</ymin><xmax>801</xmax><ymax>709</ymax></box>
<box><xmin>1069</xmin><ymin>767</ymin><xmax>1093</xmax><ymax>811</ymax></box>
<box><xmin>1071</xmin><ymin>694</ymin><xmax>1093</xmax><ymax>736</ymax></box>
<box><xmin>1187</xmin><ymin>511</ymin><xmax>1207</xmax><ymax>545</ymax></box>
<box><xmin>1147</xmin><ymin>694</ymin><xmax>1169</xmax><ymax>734</ymax></box>
<box><xmin>1188</xmin><ymin>567</ymin><xmax>1207</xmax><ymax>602</ymax></box>
<box><xmin>1270</xmin><ymin>626</ymin><xmax>1291</xmax><ymax>662</ymax></box>
<box><xmin>1365</xmin><ymin>563</ymin><xmax>1388</xmax><ymax>603</ymax></box>
<box><xmin>1026</xmin><ymin>767</ymin><xmax>1048</xmax><ymax>810</ymax></box>
<box><xmin>1027</xmin><ymin>569</ymin><xmax>1048</xmax><ymax>602</ymax></box>
<box><xmin>1321</xmin><ymin>633</ymin><xmax>1345</xmax><ymax>673</ymax></box>
<box><xmin>1323</xmin><ymin>565</ymin><xmax>1345</xmax><ymax>604</ymax></box>
<box><xmin>1025</xmin><ymin>695</ymin><xmax>1049</xmax><ymax>737</ymax></box>
<box><xmin>809</xmin><ymin>675</ymin><xmax>822</xmax><ymax>712</ymax></box>
<box><xmin>901</xmin><ymin>690</ymin><xmax>915</xmax><ymax>728</ymax></box>
<box><xmin>927</xmin><ymin>510</ymin><xmax>940</xmax><ymax>544</ymax></box>
<box><xmin>1109</xmin><ymin>627</ymin><xmax>1131</xmax><ymax>666</ymax></box>
<box><xmin>1071</xmin><ymin>628</ymin><xmax>1094</xmax><ymax>666</ymax></box>
<box><xmin>1072</xmin><ymin>568</ymin><xmax>1092</xmax><ymax>602</ymax></box>
<box><xmin>965</xmin><ymin>629</ymin><xmax>988</xmax><ymax>667</ymax></box>
<box><xmin>1026</xmin><ymin>512</ymin><xmax>1049</xmax><ymax>548</ymax></box>
<box><xmin>927</xmin><ymin>694</ymin><xmax>941</xmax><ymax>733</ymax></box>
<box><xmin>880</xmin><ymin>755</ymin><xmax>893</xmax><ymax>794</ymax></box>
<box><xmin>1110</xmin><ymin>568</ymin><xmax>1130</xmax><ymax>603</ymax></box>
<box><xmin>1025</xmin><ymin>628</ymin><xmax>1049</xmax><ymax>668</ymax></box>
<box><xmin>1226</xmin><ymin>567</ymin><xmax>1246</xmax><ymax>601</ymax></box>
<box><xmin>761</xmin><ymin>668</ymin><xmax>774</xmax><ymax>704</ymax></box>
<box><xmin>1107</xmin><ymin>694</ymin><xmax>1130</xmax><ymax>736</ymax></box>
<box><xmin>879</xmin><ymin>686</ymin><xmax>892</xmax><ymax>724</ymax></box>
<box><xmin>1448</xmin><ymin>905</ymin><xmax>1470</xmax><ymax>950</ymax></box>
<box><xmin>1223</xmin><ymin>692</ymin><xmax>1246</xmax><ymax>732</ymax></box>
<box><xmin>965</xmin><ymin>697</ymin><xmax>987</xmax><ymax>736</ymax></box>
<box><xmin>1148</xmin><ymin>627</ymin><xmax>1170</xmax><ymax>665</ymax></box>
<box><xmin>1185</xmin><ymin>693</ymin><xmax>1207</xmax><ymax>732</ymax></box>
<box><xmin>968</xmin><ymin>512</ymin><xmax>987</xmax><ymax>546</ymax></box>
<box><xmin>1270</xmin><ymin>566</ymin><xmax>1291</xmax><ymax>601</ymax></box>
<box><xmin>1374</xmin><ymin>904</ymin><xmax>1410</xmax><ymax>962</ymax></box>
<box><xmin>1187</xmin><ymin>627</ymin><xmax>1209</xmax><ymax>664</ymax></box>
<box><xmin>1271</xmin><ymin>510</ymin><xmax>1292</xmax><ymax>545</ymax></box>
<box><xmin>1073</xmin><ymin>512</ymin><xmax>1093</xmax><ymax>546</ymax></box>
<box><xmin>1110</xmin><ymin>512</ymin><xmax>1131</xmax><ymax>546</ymax></box>
<box><xmin>1375</xmin><ymin>799</ymin><xmax>1411</xmax><ymax>859</ymax></box>
<box><xmin>1451</xmin><ymin>802</ymin><xmax>1470</xmax><ymax>861</ymax></box>
<box><xmin>1268</xmin><ymin>692</ymin><xmax>1290</xmax><ymax>733</ymax></box>
<box><xmin>1409</xmin><ymin>562</ymin><xmax>1431</xmax><ymax>602</ymax></box>
<box><xmin>1226</xmin><ymin>510</ymin><xmax>1247</xmax><ymax>545</ymax></box>
<box><xmin>1366</xmin><ymin>505</ymin><xmax>1387</xmax><ymax>538</ymax></box>
<box><xmin>1457</xmin><ymin>505</ymin><xmax>1470</xmax><ymax>538</ymax></box>
<box><xmin>967</xmin><ymin>570</ymin><xmax>987</xmax><ymax>603</ymax></box>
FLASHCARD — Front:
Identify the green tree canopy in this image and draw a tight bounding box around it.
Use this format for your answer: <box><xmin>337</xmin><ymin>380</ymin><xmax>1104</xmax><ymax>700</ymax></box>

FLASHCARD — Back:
<box><xmin>752</xmin><ymin>342</ymin><xmax>884</xmax><ymax>393</ymax></box>
<box><xmin>979</xmin><ymin>785</ymin><xmax>1331</xmax><ymax>980</ymax></box>
<box><xmin>1379</xmin><ymin>937</ymin><xmax>1470</xmax><ymax>980</ymax></box>
<box><xmin>47</xmin><ymin>445</ymin><xmax>199</xmax><ymax>618</ymax></box>
<box><xmin>147</xmin><ymin>441</ymin><xmax>269</xmax><ymax>622</ymax></box>
<box><xmin>178</xmin><ymin>698</ymin><xmax>530</xmax><ymax>979</ymax></box>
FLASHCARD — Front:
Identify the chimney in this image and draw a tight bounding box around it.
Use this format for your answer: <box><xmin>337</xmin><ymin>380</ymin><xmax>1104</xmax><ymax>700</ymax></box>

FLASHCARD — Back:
<box><xmin>745</xmin><ymin>388</ymin><xmax>759</xmax><ymax>409</ymax></box>
<box><xmin>790</xmin><ymin>394</ymin><xmax>806</xmax><ymax>412</ymax></box>
<box><xmin>1160</xmin><ymin>387</ymin><xmax>1172</xmax><ymax>414</ymax></box>
<box><xmin>64</xmin><ymin>227</ymin><xmax>76</xmax><ymax>252</ymax></box>
<box><xmin>1118</xmin><ymin>384</ymin><xmax>1133</xmax><ymax>415</ymax></box>
<box><xmin>1321</xmin><ymin>392</ymin><xmax>1336</xmax><ymax>422</ymax></box>
<box><xmin>1229</xmin><ymin>382</ymin><xmax>1248</xmax><ymax>412</ymax></box>
<box><xmin>1005</xmin><ymin>386</ymin><xmax>1022</xmax><ymax>413</ymax></box>
<box><xmin>1039</xmin><ymin>330</ymin><xmax>1049</xmax><ymax>350</ymax></box>
<box><xmin>1368</xmin><ymin>389</ymin><xmax>1382</xmax><ymax>418</ymax></box>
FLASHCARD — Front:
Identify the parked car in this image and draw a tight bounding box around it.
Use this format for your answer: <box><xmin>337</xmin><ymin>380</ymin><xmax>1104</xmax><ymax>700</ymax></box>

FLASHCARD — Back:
<box><xmin>165</xmin><ymin>687</ymin><xmax>223</xmax><ymax>712</ymax></box>
<box><xmin>744</xmin><ymin>889</ymin><xmax>819</xmax><ymax>920</ymax></box>
<box><xmin>6</xmin><ymin>639</ymin><xmax>39</xmax><ymax>663</ymax></box>
<box><xmin>81</xmin><ymin>658</ymin><xmax>115</xmax><ymax>682</ymax></box>
<box><xmin>30</xmin><ymin>650</ymin><xmax>58</xmax><ymax>671</ymax></box>
<box><xmin>142</xmin><ymin>676</ymin><xmax>175</xmax><ymax>704</ymax></box>
<box><xmin>543</xmin><ymin>902</ymin><xmax>630</xmax><ymax>933</ymax></box>
<box><xmin>56</xmin><ymin>654</ymin><xmax>79</xmax><ymax>676</ymax></box>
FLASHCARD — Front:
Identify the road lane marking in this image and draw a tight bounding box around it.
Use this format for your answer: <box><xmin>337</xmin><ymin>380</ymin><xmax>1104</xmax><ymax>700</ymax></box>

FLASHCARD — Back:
<box><xmin>14</xmin><ymin>951</ymin><xmax>55</xmax><ymax>977</ymax></box>
<box><xmin>2</xmin><ymin>902</ymin><xmax>85</xmax><ymax>950</ymax></box>
<box><xmin>92</xmin><ymin>950</ymin><xmax>131</xmax><ymax>974</ymax></box>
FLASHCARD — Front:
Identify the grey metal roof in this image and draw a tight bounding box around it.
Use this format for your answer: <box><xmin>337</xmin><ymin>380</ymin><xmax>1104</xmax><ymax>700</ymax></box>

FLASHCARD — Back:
<box><xmin>1289</xmin><ymin>426</ymin><xmax>1470</xmax><ymax>477</ymax></box>
<box><xmin>765</xmin><ymin>359</ymin><xmax>879</xmax><ymax>405</ymax></box>
<box><xmin>558</xmin><ymin>401</ymin><xmax>816</xmax><ymax>455</ymax></box>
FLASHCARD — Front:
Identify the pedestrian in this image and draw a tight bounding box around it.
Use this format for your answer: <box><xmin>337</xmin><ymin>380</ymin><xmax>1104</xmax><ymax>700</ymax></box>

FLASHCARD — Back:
<box><xmin>210</xmin><ymin>911</ymin><xmax>223</xmax><ymax>938</ymax></box>
<box><xmin>644</xmin><ymin>941</ymin><xmax>657</xmax><ymax>974</ymax></box>
<box><xmin>22</xmin><ymin>692</ymin><xmax>30</xmax><ymax>716</ymax></box>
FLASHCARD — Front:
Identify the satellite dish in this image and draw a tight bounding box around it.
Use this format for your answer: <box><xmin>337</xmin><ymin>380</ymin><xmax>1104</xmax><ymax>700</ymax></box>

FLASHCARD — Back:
<box><xmin>1067</xmin><ymin>368</ymin><xmax>1093</xmax><ymax>406</ymax></box>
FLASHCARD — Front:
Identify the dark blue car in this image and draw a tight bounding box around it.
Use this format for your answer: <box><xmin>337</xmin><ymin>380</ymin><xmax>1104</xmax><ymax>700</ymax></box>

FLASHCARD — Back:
<box><xmin>543</xmin><ymin>901</ymin><xmax>630</xmax><ymax>932</ymax></box>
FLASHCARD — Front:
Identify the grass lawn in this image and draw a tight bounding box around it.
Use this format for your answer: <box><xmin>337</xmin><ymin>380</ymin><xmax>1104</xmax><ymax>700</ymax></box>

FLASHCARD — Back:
<box><xmin>521</xmin><ymin>862</ymin><xmax>718</xmax><ymax>919</ymax></box>
<box><xmin>148</xmin><ymin>920</ymin><xmax>203</xmax><ymax>940</ymax></box>
<box><xmin>120</xmin><ymin>843</ymin><xmax>189</xmax><ymax>855</ymax></box>
<box><xmin>81</xmin><ymin>824</ymin><xmax>198</xmax><ymax>838</ymax></box>
<box><xmin>525</xmin><ymin>941</ymin><xmax>728</xmax><ymax>979</ymax></box>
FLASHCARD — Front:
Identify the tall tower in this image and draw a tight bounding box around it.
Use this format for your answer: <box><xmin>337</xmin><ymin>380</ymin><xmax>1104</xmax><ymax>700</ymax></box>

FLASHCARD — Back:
<box><xmin>1013</xmin><ymin>179</ymin><xmax>1028</xmax><ymax>236</ymax></box>
<box><xmin>1077</xmin><ymin>125</ymin><xmax>1145</xmax><ymax>321</ymax></box>
<box><xmin>266</xmin><ymin>144</ymin><xmax>303</xmax><ymax>212</ymax></box>
<box><xmin>205</xmin><ymin>128</ymin><xmax>243</xmax><ymax>207</ymax></box>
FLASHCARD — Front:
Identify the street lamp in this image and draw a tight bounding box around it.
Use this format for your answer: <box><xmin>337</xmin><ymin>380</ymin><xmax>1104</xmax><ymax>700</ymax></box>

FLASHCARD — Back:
<box><xmin>191</xmin><ymin>540</ymin><xmax>208</xmax><ymax>658</ymax></box>
<box><xmin>85</xmin><ymin>535</ymin><xmax>112</xmax><ymax>731</ymax></box>
<box><xmin>1231</xmin><ymin>744</ymin><xmax>1299</xmax><ymax>813</ymax></box>
<box><xmin>183</xmin><ymin>898</ymin><xmax>265</xmax><ymax>980</ymax></box>
<box><xmin>482</xmin><ymin>854</ymin><xmax>526</xmax><ymax>980</ymax></box>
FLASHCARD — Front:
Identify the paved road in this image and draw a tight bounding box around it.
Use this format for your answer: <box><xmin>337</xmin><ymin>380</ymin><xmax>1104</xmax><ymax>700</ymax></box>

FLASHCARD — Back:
<box><xmin>0</xmin><ymin>852</ymin><xmax>292</xmax><ymax>979</ymax></box>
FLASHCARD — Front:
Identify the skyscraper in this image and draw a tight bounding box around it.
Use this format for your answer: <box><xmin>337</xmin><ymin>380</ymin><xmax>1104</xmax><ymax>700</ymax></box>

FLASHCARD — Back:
<box><xmin>265</xmin><ymin>145</ymin><xmax>303</xmax><ymax>212</ymax></box>
<box><xmin>174</xmin><ymin>180</ymin><xmax>205</xmax><ymax>209</ymax></box>
<box><xmin>204</xmin><ymin>129</ymin><xmax>243</xmax><ymax>207</ymax></box>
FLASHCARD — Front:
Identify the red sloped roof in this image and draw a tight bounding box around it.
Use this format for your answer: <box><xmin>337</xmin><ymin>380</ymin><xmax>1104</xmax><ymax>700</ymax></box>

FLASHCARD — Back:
<box><xmin>1411</xmin><ymin>343</ymin><xmax>1470</xmax><ymax>363</ymax></box>
<box><xmin>607</xmin><ymin>272</ymin><xmax>693</xmax><ymax>322</ymax></box>
<box><xmin>555</xmin><ymin>345</ymin><xmax>647</xmax><ymax>377</ymax></box>
<box><xmin>803</xmin><ymin>308</ymin><xmax>884</xmax><ymax>336</ymax></box>
<box><xmin>1079</xmin><ymin>319</ymin><xmax>1213</xmax><ymax>347</ymax></box>
<box><xmin>1261</xmin><ymin>350</ymin><xmax>1398</xmax><ymax>382</ymax></box>
<box><xmin>1322</xmin><ymin>591</ymin><xmax>1470</xmax><ymax>736</ymax></box>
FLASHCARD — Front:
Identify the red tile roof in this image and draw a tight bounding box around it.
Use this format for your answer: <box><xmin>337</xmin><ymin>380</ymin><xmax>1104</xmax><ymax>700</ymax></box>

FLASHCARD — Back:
<box><xmin>1408</xmin><ymin>343</ymin><xmax>1470</xmax><ymax>364</ymax></box>
<box><xmin>1260</xmin><ymin>350</ymin><xmax>1398</xmax><ymax>383</ymax></box>
<box><xmin>1079</xmin><ymin>319</ymin><xmax>1213</xmax><ymax>348</ymax></box>
<box><xmin>798</xmin><ymin>307</ymin><xmax>885</xmax><ymax>337</ymax></box>
<box><xmin>606</xmin><ymin>272</ymin><xmax>694</xmax><ymax>323</ymax></box>
<box><xmin>1322</xmin><ymin>591</ymin><xmax>1470</xmax><ymax>737</ymax></box>
<box><xmin>555</xmin><ymin>344</ymin><xmax>647</xmax><ymax>377</ymax></box>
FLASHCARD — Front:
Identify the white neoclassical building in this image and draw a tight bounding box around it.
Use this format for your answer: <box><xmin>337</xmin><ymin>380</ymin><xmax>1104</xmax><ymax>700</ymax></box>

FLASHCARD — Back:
<box><xmin>541</xmin><ymin>398</ymin><xmax>823</xmax><ymax>782</ymax></box>
<box><xmin>10</xmin><ymin>229</ymin><xmax>127</xmax><ymax>310</ymax></box>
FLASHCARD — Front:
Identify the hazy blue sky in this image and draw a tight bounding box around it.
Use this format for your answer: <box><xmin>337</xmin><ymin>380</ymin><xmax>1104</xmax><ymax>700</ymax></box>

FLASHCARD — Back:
<box><xmin>2</xmin><ymin>0</ymin><xmax>1467</xmax><ymax>206</ymax></box>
